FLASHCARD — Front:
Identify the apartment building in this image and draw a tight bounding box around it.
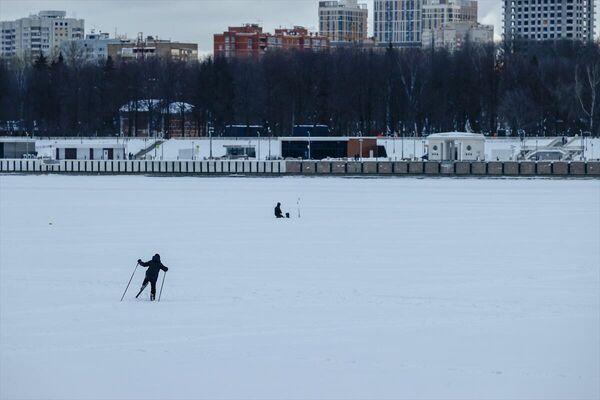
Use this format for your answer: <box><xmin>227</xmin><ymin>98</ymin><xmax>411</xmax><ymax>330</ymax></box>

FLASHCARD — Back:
<box><xmin>214</xmin><ymin>24</ymin><xmax>329</xmax><ymax>58</ymax></box>
<box><xmin>422</xmin><ymin>0</ymin><xmax>478</xmax><ymax>31</ymax></box>
<box><xmin>422</xmin><ymin>21</ymin><xmax>493</xmax><ymax>51</ymax></box>
<box><xmin>0</xmin><ymin>10</ymin><xmax>84</xmax><ymax>59</ymax></box>
<box><xmin>107</xmin><ymin>34</ymin><xmax>198</xmax><ymax>63</ymax></box>
<box><xmin>503</xmin><ymin>0</ymin><xmax>595</xmax><ymax>41</ymax></box>
<box><xmin>319</xmin><ymin>0</ymin><xmax>369</xmax><ymax>44</ymax></box>
<box><xmin>373</xmin><ymin>0</ymin><xmax>423</xmax><ymax>47</ymax></box>
<box><xmin>60</xmin><ymin>31</ymin><xmax>123</xmax><ymax>63</ymax></box>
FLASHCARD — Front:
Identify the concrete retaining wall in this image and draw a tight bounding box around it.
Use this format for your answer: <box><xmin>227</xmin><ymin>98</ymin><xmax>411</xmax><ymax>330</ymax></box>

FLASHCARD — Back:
<box><xmin>316</xmin><ymin>161</ymin><xmax>331</xmax><ymax>174</ymax></box>
<box><xmin>503</xmin><ymin>162</ymin><xmax>519</xmax><ymax>176</ymax></box>
<box><xmin>378</xmin><ymin>162</ymin><xmax>392</xmax><ymax>174</ymax></box>
<box><xmin>363</xmin><ymin>162</ymin><xmax>378</xmax><ymax>174</ymax></box>
<box><xmin>424</xmin><ymin>162</ymin><xmax>439</xmax><ymax>175</ymax></box>
<box><xmin>409</xmin><ymin>162</ymin><xmax>424</xmax><ymax>174</ymax></box>
<box><xmin>347</xmin><ymin>162</ymin><xmax>362</xmax><ymax>174</ymax></box>
<box><xmin>586</xmin><ymin>162</ymin><xmax>600</xmax><ymax>176</ymax></box>
<box><xmin>536</xmin><ymin>162</ymin><xmax>552</xmax><ymax>175</ymax></box>
<box><xmin>552</xmin><ymin>162</ymin><xmax>569</xmax><ymax>176</ymax></box>
<box><xmin>0</xmin><ymin>160</ymin><xmax>286</xmax><ymax>176</ymax></box>
<box><xmin>520</xmin><ymin>162</ymin><xmax>535</xmax><ymax>175</ymax></box>
<box><xmin>455</xmin><ymin>162</ymin><xmax>470</xmax><ymax>175</ymax></box>
<box><xmin>331</xmin><ymin>162</ymin><xmax>346</xmax><ymax>174</ymax></box>
<box><xmin>393</xmin><ymin>161</ymin><xmax>408</xmax><ymax>174</ymax></box>
<box><xmin>1</xmin><ymin>159</ymin><xmax>599</xmax><ymax>177</ymax></box>
<box><xmin>471</xmin><ymin>162</ymin><xmax>487</xmax><ymax>175</ymax></box>
<box><xmin>487</xmin><ymin>162</ymin><xmax>503</xmax><ymax>176</ymax></box>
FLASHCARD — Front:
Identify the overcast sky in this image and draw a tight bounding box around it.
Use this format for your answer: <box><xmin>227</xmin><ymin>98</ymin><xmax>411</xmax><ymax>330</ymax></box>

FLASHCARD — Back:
<box><xmin>1</xmin><ymin>0</ymin><xmax>597</xmax><ymax>57</ymax></box>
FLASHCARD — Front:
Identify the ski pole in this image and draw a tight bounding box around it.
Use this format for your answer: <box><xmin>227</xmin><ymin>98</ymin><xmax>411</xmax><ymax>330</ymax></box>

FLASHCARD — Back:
<box><xmin>158</xmin><ymin>271</ymin><xmax>167</xmax><ymax>302</ymax></box>
<box><xmin>120</xmin><ymin>262</ymin><xmax>139</xmax><ymax>302</ymax></box>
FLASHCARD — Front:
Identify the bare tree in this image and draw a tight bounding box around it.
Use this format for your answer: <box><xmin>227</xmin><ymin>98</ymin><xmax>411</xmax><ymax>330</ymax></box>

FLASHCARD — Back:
<box><xmin>575</xmin><ymin>61</ymin><xmax>600</xmax><ymax>135</ymax></box>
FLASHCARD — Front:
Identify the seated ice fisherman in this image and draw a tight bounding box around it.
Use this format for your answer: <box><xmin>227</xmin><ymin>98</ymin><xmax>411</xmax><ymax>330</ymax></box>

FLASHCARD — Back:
<box><xmin>274</xmin><ymin>202</ymin><xmax>285</xmax><ymax>218</ymax></box>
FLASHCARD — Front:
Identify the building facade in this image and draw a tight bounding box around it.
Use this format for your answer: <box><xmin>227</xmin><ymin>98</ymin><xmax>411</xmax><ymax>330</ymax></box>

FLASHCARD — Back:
<box><xmin>214</xmin><ymin>25</ymin><xmax>329</xmax><ymax>58</ymax></box>
<box><xmin>0</xmin><ymin>10</ymin><xmax>84</xmax><ymax>60</ymax></box>
<box><xmin>319</xmin><ymin>0</ymin><xmax>369</xmax><ymax>44</ymax></box>
<box><xmin>422</xmin><ymin>21</ymin><xmax>493</xmax><ymax>51</ymax></box>
<box><xmin>374</xmin><ymin>0</ymin><xmax>423</xmax><ymax>47</ymax></box>
<box><xmin>503</xmin><ymin>0</ymin><xmax>595</xmax><ymax>42</ymax></box>
<box><xmin>422</xmin><ymin>0</ymin><xmax>477</xmax><ymax>31</ymax></box>
<box><xmin>60</xmin><ymin>31</ymin><xmax>122</xmax><ymax>63</ymax></box>
<box><xmin>108</xmin><ymin>34</ymin><xmax>198</xmax><ymax>63</ymax></box>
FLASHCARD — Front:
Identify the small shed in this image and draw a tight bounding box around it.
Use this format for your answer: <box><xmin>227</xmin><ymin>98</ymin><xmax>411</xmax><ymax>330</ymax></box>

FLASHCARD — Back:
<box><xmin>55</xmin><ymin>143</ymin><xmax>126</xmax><ymax>160</ymax></box>
<box><xmin>0</xmin><ymin>139</ymin><xmax>36</xmax><ymax>158</ymax></box>
<box><xmin>427</xmin><ymin>132</ymin><xmax>485</xmax><ymax>161</ymax></box>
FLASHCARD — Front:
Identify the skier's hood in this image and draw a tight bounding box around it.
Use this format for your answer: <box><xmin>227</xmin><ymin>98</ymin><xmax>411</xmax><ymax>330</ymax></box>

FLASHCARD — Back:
<box><xmin>153</xmin><ymin>254</ymin><xmax>160</xmax><ymax>262</ymax></box>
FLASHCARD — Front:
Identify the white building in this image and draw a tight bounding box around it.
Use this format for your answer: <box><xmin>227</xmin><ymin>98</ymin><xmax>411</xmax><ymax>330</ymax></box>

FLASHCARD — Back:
<box><xmin>503</xmin><ymin>0</ymin><xmax>595</xmax><ymax>42</ymax></box>
<box><xmin>374</xmin><ymin>0</ymin><xmax>423</xmax><ymax>47</ymax></box>
<box><xmin>0</xmin><ymin>10</ymin><xmax>84</xmax><ymax>60</ymax></box>
<box><xmin>54</xmin><ymin>143</ymin><xmax>126</xmax><ymax>160</ymax></box>
<box><xmin>319</xmin><ymin>0</ymin><xmax>369</xmax><ymax>44</ymax></box>
<box><xmin>422</xmin><ymin>21</ymin><xmax>493</xmax><ymax>51</ymax></box>
<box><xmin>60</xmin><ymin>31</ymin><xmax>123</xmax><ymax>63</ymax></box>
<box><xmin>422</xmin><ymin>0</ymin><xmax>477</xmax><ymax>32</ymax></box>
<box><xmin>427</xmin><ymin>132</ymin><xmax>485</xmax><ymax>161</ymax></box>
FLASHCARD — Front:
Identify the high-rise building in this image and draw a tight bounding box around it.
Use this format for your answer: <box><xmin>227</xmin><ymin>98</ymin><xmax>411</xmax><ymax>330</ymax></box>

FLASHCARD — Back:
<box><xmin>214</xmin><ymin>24</ymin><xmax>329</xmax><ymax>58</ymax></box>
<box><xmin>374</xmin><ymin>0</ymin><xmax>423</xmax><ymax>47</ymax></box>
<box><xmin>503</xmin><ymin>0</ymin><xmax>595</xmax><ymax>42</ymax></box>
<box><xmin>319</xmin><ymin>0</ymin><xmax>369</xmax><ymax>44</ymax></box>
<box><xmin>422</xmin><ymin>0</ymin><xmax>478</xmax><ymax>31</ymax></box>
<box><xmin>0</xmin><ymin>10</ymin><xmax>84</xmax><ymax>60</ymax></box>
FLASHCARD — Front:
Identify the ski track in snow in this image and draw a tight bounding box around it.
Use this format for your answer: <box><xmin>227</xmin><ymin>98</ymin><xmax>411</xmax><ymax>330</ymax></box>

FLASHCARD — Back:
<box><xmin>0</xmin><ymin>175</ymin><xmax>599</xmax><ymax>400</ymax></box>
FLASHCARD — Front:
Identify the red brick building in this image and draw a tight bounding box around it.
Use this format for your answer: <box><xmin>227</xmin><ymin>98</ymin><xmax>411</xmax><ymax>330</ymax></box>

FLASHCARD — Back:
<box><xmin>214</xmin><ymin>24</ymin><xmax>330</xmax><ymax>58</ymax></box>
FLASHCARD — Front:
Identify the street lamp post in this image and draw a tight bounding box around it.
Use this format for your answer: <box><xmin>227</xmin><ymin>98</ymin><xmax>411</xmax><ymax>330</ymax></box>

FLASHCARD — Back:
<box><xmin>413</xmin><ymin>135</ymin><xmax>416</xmax><ymax>160</ymax></box>
<box><xmin>308</xmin><ymin>130</ymin><xmax>311</xmax><ymax>160</ymax></box>
<box><xmin>268</xmin><ymin>127</ymin><xmax>272</xmax><ymax>160</ymax></box>
<box><xmin>257</xmin><ymin>131</ymin><xmax>261</xmax><ymax>160</ymax></box>
<box><xmin>209</xmin><ymin>124</ymin><xmax>213</xmax><ymax>160</ymax></box>
<box><xmin>359</xmin><ymin>133</ymin><xmax>363</xmax><ymax>161</ymax></box>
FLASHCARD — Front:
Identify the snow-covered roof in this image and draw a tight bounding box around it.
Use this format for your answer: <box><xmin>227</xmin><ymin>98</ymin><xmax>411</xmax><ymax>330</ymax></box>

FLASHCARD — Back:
<box><xmin>119</xmin><ymin>99</ymin><xmax>161</xmax><ymax>113</ymax></box>
<box><xmin>54</xmin><ymin>143</ymin><xmax>126</xmax><ymax>149</ymax></box>
<box><xmin>167</xmin><ymin>102</ymin><xmax>194</xmax><ymax>114</ymax></box>
<box><xmin>427</xmin><ymin>132</ymin><xmax>486</xmax><ymax>140</ymax></box>
<box><xmin>119</xmin><ymin>100</ymin><xmax>194</xmax><ymax>114</ymax></box>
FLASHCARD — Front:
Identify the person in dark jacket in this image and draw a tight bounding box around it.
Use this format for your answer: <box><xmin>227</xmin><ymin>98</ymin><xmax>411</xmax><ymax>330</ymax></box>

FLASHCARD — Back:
<box><xmin>274</xmin><ymin>202</ymin><xmax>284</xmax><ymax>218</ymax></box>
<box><xmin>136</xmin><ymin>254</ymin><xmax>168</xmax><ymax>301</ymax></box>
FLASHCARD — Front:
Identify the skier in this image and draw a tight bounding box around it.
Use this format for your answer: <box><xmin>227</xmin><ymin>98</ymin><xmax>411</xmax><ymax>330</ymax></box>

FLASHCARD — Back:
<box><xmin>136</xmin><ymin>254</ymin><xmax>168</xmax><ymax>301</ymax></box>
<box><xmin>274</xmin><ymin>202</ymin><xmax>284</xmax><ymax>218</ymax></box>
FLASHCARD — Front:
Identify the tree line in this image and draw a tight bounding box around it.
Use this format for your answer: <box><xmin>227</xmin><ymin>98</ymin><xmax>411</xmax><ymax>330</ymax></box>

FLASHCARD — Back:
<box><xmin>0</xmin><ymin>40</ymin><xmax>598</xmax><ymax>138</ymax></box>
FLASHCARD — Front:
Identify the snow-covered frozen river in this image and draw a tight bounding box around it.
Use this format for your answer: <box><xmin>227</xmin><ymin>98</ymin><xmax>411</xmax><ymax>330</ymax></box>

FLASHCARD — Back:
<box><xmin>1</xmin><ymin>175</ymin><xmax>599</xmax><ymax>400</ymax></box>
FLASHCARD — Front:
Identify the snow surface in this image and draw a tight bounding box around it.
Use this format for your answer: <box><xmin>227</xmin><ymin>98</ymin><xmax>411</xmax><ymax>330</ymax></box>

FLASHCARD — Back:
<box><xmin>0</xmin><ymin>175</ymin><xmax>599</xmax><ymax>400</ymax></box>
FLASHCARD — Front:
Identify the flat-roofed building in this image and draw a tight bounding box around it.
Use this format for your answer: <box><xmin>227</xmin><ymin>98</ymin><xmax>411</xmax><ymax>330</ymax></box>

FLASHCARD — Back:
<box><xmin>214</xmin><ymin>24</ymin><xmax>329</xmax><ymax>58</ymax></box>
<box><xmin>60</xmin><ymin>31</ymin><xmax>123</xmax><ymax>63</ymax></box>
<box><xmin>422</xmin><ymin>0</ymin><xmax>477</xmax><ymax>32</ymax></box>
<box><xmin>1</xmin><ymin>10</ymin><xmax>84</xmax><ymax>60</ymax></box>
<box><xmin>374</xmin><ymin>0</ymin><xmax>423</xmax><ymax>47</ymax></box>
<box><xmin>319</xmin><ymin>0</ymin><xmax>369</xmax><ymax>44</ymax></box>
<box><xmin>503</xmin><ymin>0</ymin><xmax>595</xmax><ymax>42</ymax></box>
<box><xmin>422</xmin><ymin>21</ymin><xmax>493</xmax><ymax>51</ymax></box>
<box><xmin>107</xmin><ymin>34</ymin><xmax>198</xmax><ymax>63</ymax></box>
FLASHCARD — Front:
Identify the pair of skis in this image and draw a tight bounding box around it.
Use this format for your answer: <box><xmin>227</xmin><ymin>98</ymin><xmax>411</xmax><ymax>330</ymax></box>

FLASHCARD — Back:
<box><xmin>120</xmin><ymin>262</ymin><xmax>167</xmax><ymax>302</ymax></box>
